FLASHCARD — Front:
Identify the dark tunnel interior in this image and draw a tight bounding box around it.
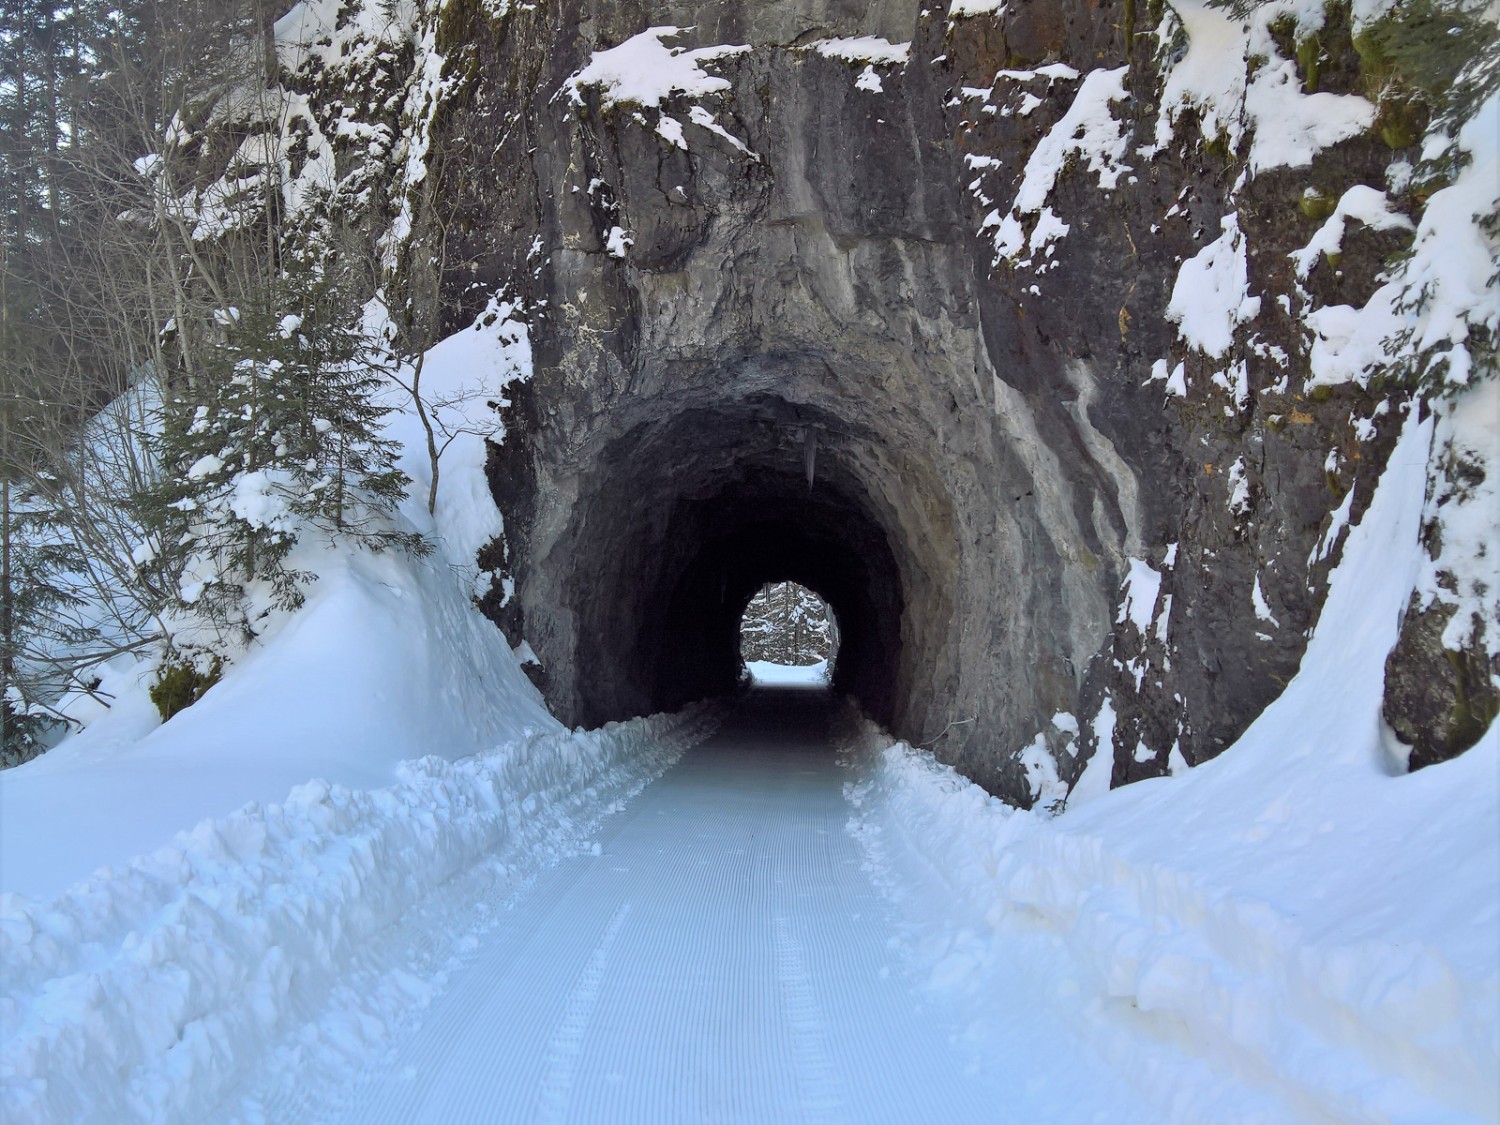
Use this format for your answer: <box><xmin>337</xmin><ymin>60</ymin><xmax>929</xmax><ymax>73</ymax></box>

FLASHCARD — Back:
<box><xmin>651</xmin><ymin>478</ymin><xmax>902</xmax><ymax>715</ymax></box>
<box><xmin>534</xmin><ymin>391</ymin><xmax>949</xmax><ymax>731</ymax></box>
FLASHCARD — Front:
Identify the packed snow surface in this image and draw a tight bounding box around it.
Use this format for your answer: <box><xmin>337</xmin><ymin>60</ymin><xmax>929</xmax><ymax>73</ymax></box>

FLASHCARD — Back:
<box><xmin>746</xmin><ymin>659</ymin><xmax>829</xmax><ymax>686</ymax></box>
<box><xmin>225</xmin><ymin>692</ymin><xmax>1156</xmax><ymax>1124</ymax></box>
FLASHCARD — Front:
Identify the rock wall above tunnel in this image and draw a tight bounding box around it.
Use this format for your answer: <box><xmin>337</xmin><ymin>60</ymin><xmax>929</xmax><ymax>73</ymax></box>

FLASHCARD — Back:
<box><xmin>416</xmin><ymin>0</ymin><xmax>1479</xmax><ymax>804</ymax></box>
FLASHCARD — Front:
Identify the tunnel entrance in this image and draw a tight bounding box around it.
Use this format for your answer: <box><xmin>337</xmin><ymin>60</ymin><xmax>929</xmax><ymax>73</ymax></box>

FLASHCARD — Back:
<box><xmin>739</xmin><ymin>581</ymin><xmax>840</xmax><ymax>686</ymax></box>
<box><xmin>511</xmin><ymin>388</ymin><xmax>960</xmax><ymax>736</ymax></box>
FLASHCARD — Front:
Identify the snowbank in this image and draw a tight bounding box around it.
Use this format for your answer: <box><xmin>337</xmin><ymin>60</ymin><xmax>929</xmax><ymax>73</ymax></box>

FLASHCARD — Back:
<box><xmin>564</xmin><ymin>27</ymin><xmax>748</xmax><ymax>110</ymax></box>
<box><xmin>1</xmin><ymin>707</ymin><xmax>716</xmax><ymax>1124</ymax></box>
<box><xmin>0</xmin><ymin>542</ymin><xmax>557</xmax><ymax>904</ymax></box>
<box><xmin>843</xmin><ymin>413</ymin><xmax>1500</xmax><ymax>1122</ymax></box>
<box><xmin>1</xmin><ymin>298</ymin><xmax>544</xmax><ymax>903</ymax></box>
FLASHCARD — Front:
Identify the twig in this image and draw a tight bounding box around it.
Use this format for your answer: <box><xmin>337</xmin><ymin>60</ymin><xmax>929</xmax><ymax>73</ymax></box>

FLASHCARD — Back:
<box><xmin>916</xmin><ymin>717</ymin><xmax>975</xmax><ymax>748</ymax></box>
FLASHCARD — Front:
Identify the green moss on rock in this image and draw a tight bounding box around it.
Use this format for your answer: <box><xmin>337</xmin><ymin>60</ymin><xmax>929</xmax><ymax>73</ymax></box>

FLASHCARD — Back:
<box><xmin>150</xmin><ymin>658</ymin><xmax>223</xmax><ymax>722</ymax></box>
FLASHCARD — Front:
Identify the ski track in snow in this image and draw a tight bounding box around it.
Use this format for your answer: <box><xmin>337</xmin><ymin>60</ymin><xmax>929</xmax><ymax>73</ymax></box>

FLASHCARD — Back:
<box><xmin>536</xmin><ymin>902</ymin><xmax>630</xmax><ymax>1125</ymax></box>
<box><xmin>772</xmin><ymin>915</ymin><xmax>842</xmax><ymax>1123</ymax></box>
<box><xmin>231</xmin><ymin>689</ymin><xmax>1152</xmax><ymax>1124</ymax></box>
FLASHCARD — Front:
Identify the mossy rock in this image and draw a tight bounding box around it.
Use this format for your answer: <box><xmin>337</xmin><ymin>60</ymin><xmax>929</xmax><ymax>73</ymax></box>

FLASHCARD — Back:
<box><xmin>1268</xmin><ymin>14</ymin><xmax>1298</xmax><ymax>63</ymax></box>
<box><xmin>1375</xmin><ymin>100</ymin><xmax>1425</xmax><ymax>149</ymax></box>
<box><xmin>150</xmin><ymin>658</ymin><xmax>223</xmax><ymax>722</ymax></box>
<box><xmin>1271</xmin><ymin>2</ymin><xmax>1359</xmax><ymax>95</ymax></box>
<box><xmin>1445</xmin><ymin>646</ymin><xmax>1500</xmax><ymax>751</ymax></box>
<box><xmin>1202</xmin><ymin>130</ymin><xmax>1234</xmax><ymax>162</ymax></box>
<box><xmin>1299</xmin><ymin>187</ymin><xmax>1337</xmax><ymax>222</ymax></box>
<box><xmin>1296</xmin><ymin>35</ymin><xmax>1323</xmax><ymax>92</ymax></box>
<box><xmin>1387</xmin><ymin>598</ymin><xmax>1500</xmax><ymax>771</ymax></box>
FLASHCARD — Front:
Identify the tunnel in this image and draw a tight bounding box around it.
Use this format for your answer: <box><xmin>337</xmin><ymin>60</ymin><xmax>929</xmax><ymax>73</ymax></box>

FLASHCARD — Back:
<box><xmin>510</xmin><ymin>387</ymin><xmax>962</xmax><ymax>736</ymax></box>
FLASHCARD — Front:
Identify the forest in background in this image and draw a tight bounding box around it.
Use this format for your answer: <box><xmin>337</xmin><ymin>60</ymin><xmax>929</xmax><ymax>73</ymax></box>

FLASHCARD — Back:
<box><xmin>0</xmin><ymin>1</ymin><xmax>446</xmax><ymax>762</ymax></box>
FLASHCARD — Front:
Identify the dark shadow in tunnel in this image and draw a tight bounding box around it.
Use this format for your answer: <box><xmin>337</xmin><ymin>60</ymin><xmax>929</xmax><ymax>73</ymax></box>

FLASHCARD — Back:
<box><xmin>651</xmin><ymin>484</ymin><xmax>901</xmax><ymax>723</ymax></box>
<box><xmin>541</xmin><ymin>392</ymin><xmax>939</xmax><ymax>735</ymax></box>
<box><xmin>715</xmin><ymin>685</ymin><xmax>838</xmax><ymax>749</ymax></box>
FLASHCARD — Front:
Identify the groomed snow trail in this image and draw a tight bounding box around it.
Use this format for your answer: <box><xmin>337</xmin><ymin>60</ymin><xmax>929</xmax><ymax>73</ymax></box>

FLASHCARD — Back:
<box><xmin>298</xmin><ymin>689</ymin><xmax>1148</xmax><ymax>1124</ymax></box>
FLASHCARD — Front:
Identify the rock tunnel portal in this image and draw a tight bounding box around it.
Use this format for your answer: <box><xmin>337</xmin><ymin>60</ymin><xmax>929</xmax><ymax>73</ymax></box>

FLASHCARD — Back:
<box><xmin>510</xmin><ymin>392</ymin><xmax>959</xmax><ymax>735</ymax></box>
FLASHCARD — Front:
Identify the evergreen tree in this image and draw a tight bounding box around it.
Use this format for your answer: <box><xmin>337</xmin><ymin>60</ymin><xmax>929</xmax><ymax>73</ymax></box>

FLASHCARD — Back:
<box><xmin>0</xmin><ymin>473</ymin><xmax>89</xmax><ymax>764</ymax></box>
<box><xmin>739</xmin><ymin>582</ymin><xmax>837</xmax><ymax>666</ymax></box>
<box><xmin>141</xmin><ymin>256</ymin><xmax>426</xmax><ymax>648</ymax></box>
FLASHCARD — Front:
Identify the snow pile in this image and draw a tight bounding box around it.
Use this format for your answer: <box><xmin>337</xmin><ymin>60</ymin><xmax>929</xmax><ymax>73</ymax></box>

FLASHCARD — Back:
<box><xmin>1</xmin><ymin>546</ymin><xmax>552</xmax><ymax>902</ymax></box>
<box><xmin>1</xmin><ymin>707</ymin><xmax>716</xmax><ymax>1125</ymax></box>
<box><xmin>1242</xmin><ymin>53</ymin><xmax>1375</xmax><ymax>173</ymax></box>
<box><xmin>1150</xmin><ymin>0</ymin><xmax>1374</xmax><ymax>171</ymax></box>
<box><xmin>563</xmin><ymin>27</ymin><xmax>748</xmax><ymax>110</ymax></box>
<box><xmin>564</xmin><ymin>27</ymin><xmax>755</xmax><ymax>158</ymax></box>
<box><xmin>1166</xmin><ymin>214</ymin><xmax>1261</xmax><ymax>359</ymax></box>
<box><xmin>949</xmin><ymin>0</ymin><xmax>1006</xmax><ymax>17</ymax></box>
<box><xmin>806</xmin><ymin>36</ymin><xmax>909</xmax><ymax>65</ymax></box>
<box><xmin>843</xmin><ymin>414</ymin><xmax>1500</xmax><ymax>1122</ymax></box>
<box><xmin>1117</xmin><ymin>557</ymin><xmax>1166</xmax><ymax>636</ymax></box>
<box><xmin>802</xmin><ymin>37</ymin><xmax>909</xmax><ymax>92</ymax></box>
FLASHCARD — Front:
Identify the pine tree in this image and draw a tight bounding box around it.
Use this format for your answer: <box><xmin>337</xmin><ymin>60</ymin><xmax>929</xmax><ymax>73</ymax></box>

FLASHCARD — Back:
<box><xmin>140</xmin><ymin>254</ymin><xmax>426</xmax><ymax>649</ymax></box>
<box><xmin>739</xmin><ymin>582</ymin><xmax>836</xmax><ymax>666</ymax></box>
<box><xmin>0</xmin><ymin>474</ymin><xmax>91</xmax><ymax>764</ymax></box>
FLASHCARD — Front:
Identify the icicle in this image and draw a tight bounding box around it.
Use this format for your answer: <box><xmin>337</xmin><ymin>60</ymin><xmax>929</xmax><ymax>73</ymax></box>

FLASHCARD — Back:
<box><xmin>803</xmin><ymin>428</ymin><xmax>817</xmax><ymax>491</ymax></box>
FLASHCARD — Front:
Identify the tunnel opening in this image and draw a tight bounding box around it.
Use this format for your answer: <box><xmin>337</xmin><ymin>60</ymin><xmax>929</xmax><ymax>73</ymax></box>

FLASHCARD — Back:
<box><xmin>637</xmin><ymin>465</ymin><xmax>904</xmax><ymax>721</ymax></box>
<box><xmin>738</xmin><ymin>581</ymin><xmax>840</xmax><ymax>686</ymax></box>
<box><xmin>518</xmin><ymin>388</ymin><xmax>959</xmax><ymax>738</ymax></box>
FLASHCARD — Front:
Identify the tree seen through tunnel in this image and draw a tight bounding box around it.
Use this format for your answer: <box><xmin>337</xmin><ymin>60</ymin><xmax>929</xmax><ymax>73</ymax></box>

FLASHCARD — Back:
<box><xmin>739</xmin><ymin>581</ymin><xmax>839</xmax><ymax>683</ymax></box>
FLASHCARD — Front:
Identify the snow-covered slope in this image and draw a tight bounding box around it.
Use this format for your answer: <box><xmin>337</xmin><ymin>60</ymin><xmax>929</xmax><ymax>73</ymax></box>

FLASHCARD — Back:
<box><xmin>0</xmin><ymin>544</ymin><xmax>553</xmax><ymax>902</ymax></box>
<box><xmin>0</xmin><ymin>301</ymin><xmax>545</xmax><ymax>903</ymax></box>
<box><xmin>0</xmin><ymin>292</ymin><xmax>728</xmax><ymax>1125</ymax></box>
<box><xmin>843</xmin><ymin>411</ymin><xmax>1500</xmax><ymax>1122</ymax></box>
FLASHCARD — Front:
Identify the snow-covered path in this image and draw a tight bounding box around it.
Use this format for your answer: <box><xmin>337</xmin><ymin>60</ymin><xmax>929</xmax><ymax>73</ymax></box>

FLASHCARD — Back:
<box><xmin>290</xmin><ymin>688</ymin><xmax>1147</xmax><ymax>1124</ymax></box>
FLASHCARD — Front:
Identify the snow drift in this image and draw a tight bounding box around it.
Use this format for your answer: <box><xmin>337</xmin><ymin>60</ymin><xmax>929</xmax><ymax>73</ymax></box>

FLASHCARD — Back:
<box><xmin>843</xmin><ymin>412</ymin><xmax>1500</xmax><ymax>1123</ymax></box>
<box><xmin>1</xmin><ymin>706</ymin><xmax>715</xmax><ymax>1124</ymax></box>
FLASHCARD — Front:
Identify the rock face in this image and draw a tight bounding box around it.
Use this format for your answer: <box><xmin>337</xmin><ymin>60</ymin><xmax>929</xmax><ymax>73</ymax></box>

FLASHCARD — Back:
<box><xmin>418</xmin><ymin>0</ymin><xmax>1481</xmax><ymax>803</ymax></box>
<box><xmin>1384</xmin><ymin>595</ymin><xmax>1500</xmax><ymax>770</ymax></box>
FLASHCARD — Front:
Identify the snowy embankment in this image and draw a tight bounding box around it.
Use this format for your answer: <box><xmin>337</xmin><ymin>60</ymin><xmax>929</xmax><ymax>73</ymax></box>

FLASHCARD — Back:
<box><xmin>0</xmin><ymin>298</ymin><xmax>551</xmax><ymax>903</ymax></box>
<box><xmin>0</xmin><ymin>298</ymin><xmax>723</xmax><ymax>1122</ymax></box>
<box><xmin>844</xmin><ymin>413</ymin><xmax>1500</xmax><ymax>1124</ymax></box>
<box><xmin>1</xmin><ymin>707</ymin><xmax>715</xmax><ymax>1124</ymax></box>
